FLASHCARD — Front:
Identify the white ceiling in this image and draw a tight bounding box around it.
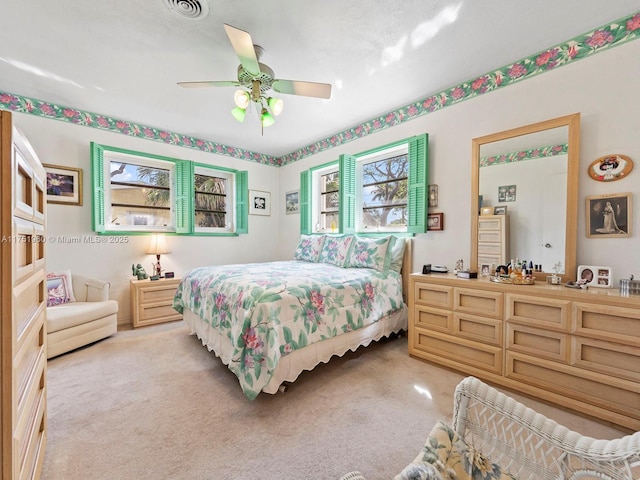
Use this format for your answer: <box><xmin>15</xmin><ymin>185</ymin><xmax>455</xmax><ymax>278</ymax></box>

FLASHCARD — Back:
<box><xmin>1</xmin><ymin>1</ymin><xmax>638</xmax><ymax>158</ymax></box>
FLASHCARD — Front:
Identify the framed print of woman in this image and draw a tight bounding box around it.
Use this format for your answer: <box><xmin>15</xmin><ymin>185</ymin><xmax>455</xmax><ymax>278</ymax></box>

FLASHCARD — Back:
<box><xmin>586</xmin><ymin>193</ymin><xmax>632</xmax><ymax>238</ymax></box>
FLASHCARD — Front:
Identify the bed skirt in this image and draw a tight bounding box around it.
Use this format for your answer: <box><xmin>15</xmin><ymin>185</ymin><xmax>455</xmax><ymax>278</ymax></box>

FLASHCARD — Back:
<box><xmin>183</xmin><ymin>305</ymin><xmax>408</xmax><ymax>394</ymax></box>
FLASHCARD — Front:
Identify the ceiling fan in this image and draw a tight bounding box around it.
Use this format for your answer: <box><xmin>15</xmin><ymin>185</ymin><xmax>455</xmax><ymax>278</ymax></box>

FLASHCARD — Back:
<box><xmin>178</xmin><ymin>24</ymin><xmax>332</xmax><ymax>129</ymax></box>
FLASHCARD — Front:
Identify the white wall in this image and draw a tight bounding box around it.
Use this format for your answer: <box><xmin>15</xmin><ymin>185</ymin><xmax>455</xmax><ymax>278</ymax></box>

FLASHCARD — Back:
<box><xmin>279</xmin><ymin>40</ymin><xmax>640</xmax><ymax>284</ymax></box>
<box><xmin>14</xmin><ymin>114</ymin><xmax>281</xmax><ymax>323</ymax></box>
<box><xmin>12</xmin><ymin>40</ymin><xmax>640</xmax><ymax>323</ymax></box>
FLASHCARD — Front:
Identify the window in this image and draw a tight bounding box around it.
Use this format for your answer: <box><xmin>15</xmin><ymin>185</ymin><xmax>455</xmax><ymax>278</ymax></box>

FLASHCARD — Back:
<box><xmin>357</xmin><ymin>145</ymin><xmax>408</xmax><ymax>232</ymax></box>
<box><xmin>194</xmin><ymin>166</ymin><xmax>235</xmax><ymax>233</ymax></box>
<box><xmin>91</xmin><ymin>143</ymin><xmax>247</xmax><ymax>235</ymax></box>
<box><xmin>300</xmin><ymin>134</ymin><xmax>428</xmax><ymax>235</ymax></box>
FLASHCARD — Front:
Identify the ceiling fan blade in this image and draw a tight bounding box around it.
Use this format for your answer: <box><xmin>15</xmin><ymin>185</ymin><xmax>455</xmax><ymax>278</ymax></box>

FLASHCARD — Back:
<box><xmin>272</xmin><ymin>79</ymin><xmax>332</xmax><ymax>99</ymax></box>
<box><xmin>177</xmin><ymin>80</ymin><xmax>241</xmax><ymax>88</ymax></box>
<box><xmin>223</xmin><ymin>24</ymin><xmax>260</xmax><ymax>76</ymax></box>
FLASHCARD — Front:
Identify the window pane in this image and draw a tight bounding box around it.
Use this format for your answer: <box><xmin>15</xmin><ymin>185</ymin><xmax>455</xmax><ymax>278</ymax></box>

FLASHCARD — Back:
<box><xmin>317</xmin><ymin>170</ymin><xmax>339</xmax><ymax>232</ymax></box>
<box><xmin>109</xmin><ymin>161</ymin><xmax>171</xmax><ymax>227</ymax></box>
<box><xmin>361</xmin><ymin>154</ymin><xmax>408</xmax><ymax>229</ymax></box>
<box><xmin>194</xmin><ymin>173</ymin><xmax>227</xmax><ymax>228</ymax></box>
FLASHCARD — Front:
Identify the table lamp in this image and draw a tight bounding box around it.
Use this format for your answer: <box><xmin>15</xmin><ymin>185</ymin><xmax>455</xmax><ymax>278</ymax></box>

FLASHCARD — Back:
<box><xmin>146</xmin><ymin>234</ymin><xmax>170</xmax><ymax>277</ymax></box>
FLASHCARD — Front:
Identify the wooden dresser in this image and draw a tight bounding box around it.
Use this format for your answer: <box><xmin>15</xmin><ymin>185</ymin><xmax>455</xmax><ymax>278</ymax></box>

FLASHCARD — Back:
<box><xmin>477</xmin><ymin>215</ymin><xmax>509</xmax><ymax>268</ymax></box>
<box><xmin>130</xmin><ymin>278</ymin><xmax>182</xmax><ymax>328</ymax></box>
<box><xmin>408</xmin><ymin>273</ymin><xmax>640</xmax><ymax>431</ymax></box>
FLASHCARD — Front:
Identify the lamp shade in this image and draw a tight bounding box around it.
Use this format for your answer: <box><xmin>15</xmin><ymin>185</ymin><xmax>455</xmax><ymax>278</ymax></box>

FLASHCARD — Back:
<box><xmin>146</xmin><ymin>234</ymin><xmax>170</xmax><ymax>255</ymax></box>
<box><xmin>267</xmin><ymin>97</ymin><xmax>284</xmax><ymax>116</ymax></box>
<box><xmin>234</xmin><ymin>89</ymin><xmax>250</xmax><ymax>108</ymax></box>
<box><xmin>231</xmin><ymin>107</ymin><xmax>247</xmax><ymax>122</ymax></box>
<box><xmin>261</xmin><ymin>108</ymin><xmax>275</xmax><ymax>127</ymax></box>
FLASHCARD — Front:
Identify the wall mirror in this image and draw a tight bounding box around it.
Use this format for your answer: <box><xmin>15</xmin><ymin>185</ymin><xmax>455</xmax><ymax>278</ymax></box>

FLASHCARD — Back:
<box><xmin>471</xmin><ymin>113</ymin><xmax>580</xmax><ymax>281</ymax></box>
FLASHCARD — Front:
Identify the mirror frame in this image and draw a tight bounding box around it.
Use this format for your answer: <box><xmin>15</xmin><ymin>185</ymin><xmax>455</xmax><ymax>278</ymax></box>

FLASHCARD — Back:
<box><xmin>471</xmin><ymin>113</ymin><xmax>580</xmax><ymax>282</ymax></box>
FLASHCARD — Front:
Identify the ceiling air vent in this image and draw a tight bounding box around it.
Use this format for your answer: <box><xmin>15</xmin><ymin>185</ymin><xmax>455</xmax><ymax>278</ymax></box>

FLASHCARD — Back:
<box><xmin>163</xmin><ymin>0</ymin><xmax>209</xmax><ymax>20</ymax></box>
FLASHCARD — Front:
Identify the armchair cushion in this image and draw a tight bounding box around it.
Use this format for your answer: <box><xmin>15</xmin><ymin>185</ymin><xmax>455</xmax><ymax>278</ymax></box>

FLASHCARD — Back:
<box><xmin>47</xmin><ymin>300</ymin><xmax>118</xmax><ymax>333</ymax></box>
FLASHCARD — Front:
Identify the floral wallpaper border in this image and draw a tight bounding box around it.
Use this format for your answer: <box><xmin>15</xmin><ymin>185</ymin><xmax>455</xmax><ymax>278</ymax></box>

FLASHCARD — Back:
<box><xmin>480</xmin><ymin>143</ymin><xmax>568</xmax><ymax>167</ymax></box>
<box><xmin>0</xmin><ymin>12</ymin><xmax>638</xmax><ymax>167</ymax></box>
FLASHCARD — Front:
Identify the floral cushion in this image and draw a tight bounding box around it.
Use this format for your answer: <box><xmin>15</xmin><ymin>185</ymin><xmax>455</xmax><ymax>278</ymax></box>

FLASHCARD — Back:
<box><xmin>318</xmin><ymin>235</ymin><xmax>354</xmax><ymax>267</ymax></box>
<box><xmin>46</xmin><ymin>270</ymin><xmax>76</xmax><ymax>307</ymax></box>
<box><xmin>347</xmin><ymin>236</ymin><xmax>391</xmax><ymax>271</ymax></box>
<box><xmin>293</xmin><ymin>234</ymin><xmax>325</xmax><ymax>262</ymax></box>
<box><xmin>394</xmin><ymin>421</ymin><xmax>515</xmax><ymax>480</ymax></box>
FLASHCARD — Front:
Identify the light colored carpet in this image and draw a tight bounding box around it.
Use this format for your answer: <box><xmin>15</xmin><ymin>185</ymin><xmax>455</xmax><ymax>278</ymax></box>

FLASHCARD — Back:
<box><xmin>42</xmin><ymin>322</ymin><xmax>626</xmax><ymax>480</ymax></box>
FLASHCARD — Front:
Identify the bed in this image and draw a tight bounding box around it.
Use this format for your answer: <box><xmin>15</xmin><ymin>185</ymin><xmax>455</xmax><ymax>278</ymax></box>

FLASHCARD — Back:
<box><xmin>173</xmin><ymin>234</ymin><xmax>412</xmax><ymax>400</ymax></box>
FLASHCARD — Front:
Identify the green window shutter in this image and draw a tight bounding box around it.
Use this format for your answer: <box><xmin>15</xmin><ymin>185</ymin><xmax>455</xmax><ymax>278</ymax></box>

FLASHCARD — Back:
<box><xmin>90</xmin><ymin>142</ymin><xmax>105</xmax><ymax>233</ymax></box>
<box><xmin>175</xmin><ymin>160</ymin><xmax>193</xmax><ymax>233</ymax></box>
<box><xmin>339</xmin><ymin>154</ymin><xmax>356</xmax><ymax>234</ymax></box>
<box><xmin>235</xmin><ymin>170</ymin><xmax>248</xmax><ymax>234</ymax></box>
<box><xmin>299</xmin><ymin>170</ymin><xmax>310</xmax><ymax>234</ymax></box>
<box><xmin>407</xmin><ymin>134</ymin><xmax>429</xmax><ymax>233</ymax></box>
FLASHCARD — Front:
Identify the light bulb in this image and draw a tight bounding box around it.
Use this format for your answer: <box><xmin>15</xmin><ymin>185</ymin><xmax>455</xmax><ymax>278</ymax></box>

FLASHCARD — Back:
<box><xmin>233</xmin><ymin>90</ymin><xmax>250</xmax><ymax>109</ymax></box>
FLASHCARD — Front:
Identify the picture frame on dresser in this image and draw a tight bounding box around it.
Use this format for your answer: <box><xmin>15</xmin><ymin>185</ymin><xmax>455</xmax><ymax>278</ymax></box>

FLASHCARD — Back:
<box><xmin>493</xmin><ymin>206</ymin><xmax>507</xmax><ymax>215</ymax></box>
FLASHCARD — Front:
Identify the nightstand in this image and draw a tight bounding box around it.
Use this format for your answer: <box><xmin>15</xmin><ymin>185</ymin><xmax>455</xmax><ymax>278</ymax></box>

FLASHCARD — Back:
<box><xmin>130</xmin><ymin>277</ymin><xmax>183</xmax><ymax>328</ymax></box>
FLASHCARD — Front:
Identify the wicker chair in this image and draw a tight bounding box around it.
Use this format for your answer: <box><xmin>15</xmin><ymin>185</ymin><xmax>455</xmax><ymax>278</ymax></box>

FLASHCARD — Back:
<box><xmin>340</xmin><ymin>376</ymin><xmax>640</xmax><ymax>480</ymax></box>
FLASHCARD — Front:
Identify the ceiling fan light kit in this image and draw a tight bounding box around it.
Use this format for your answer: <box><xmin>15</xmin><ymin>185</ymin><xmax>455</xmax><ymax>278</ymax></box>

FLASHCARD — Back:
<box><xmin>178</xmin><ymin>23</ymin><xmax>331</xmax><ymax>133</ymax></box>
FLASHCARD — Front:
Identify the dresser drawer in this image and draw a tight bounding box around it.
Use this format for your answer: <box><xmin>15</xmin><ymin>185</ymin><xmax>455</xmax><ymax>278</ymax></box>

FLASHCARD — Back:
<box><xmin>455</xmin><ymin>313</ymin><xmax>502</xmax><ymax>346</ymax></box>
<box><xmin>506</xmin><ymin>294</ymin><xmax>571</xmax><ymax>331</ymax></box>
<box><xmin>574</xmin><ymin>302</ymin><xmax>640</xmax><ymax>347</ymax></box>
<box><xmin>507</xmin><ymin>323</ymin><xmax>569</xmax><ymax>363</ymax></box>
<box><xmin>413</xmin><ymin>305</ymin><xmax>452</xmax><ymax>334</ymax></box>
<box><xmin>413</xmin><ymin>282</ymin><xmax>452</xmax><ymax>309</ymax></box>
<box><xmin>478</xmin><ymin>231</ymin><xmax>502</xmax><ymax>243</ymax></box>
<box><xmin>571</xmin><ymin>336</ymin><xmax>640</xmax><ymax>383</ymax></box>
<box><xmin>454</xmin><ymin>288</ymin><xmax>503</xmax><ymax>319</ymax></box>
<box><xmin>412</xmin><ymin>328</ymin><xmax>502</xmax><ymax>374</ymax></box>
<box><xmin>506</xmin><ymin>351</ymin><xmax>640</xmax><ymax>426</ymax></box>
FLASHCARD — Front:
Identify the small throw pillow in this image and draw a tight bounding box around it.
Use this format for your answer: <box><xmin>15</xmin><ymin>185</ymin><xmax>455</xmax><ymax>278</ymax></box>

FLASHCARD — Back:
<box><xmin>46</xmin><ymin>270</ymin><xmax>76</xmax><ymax>307</ymax></box>
<box><xmin>293</xmin><ymin>235</ymin><xmax>325</xmax><ymax>262</ymax></box>
<box><xmin>347</xmin><ymin>236</ymin><xmax>391</xmax><ymax>271</ymax></box>
<box><xmin>318</xmin><ymin>235</ymin><xmax>354</xmax><ymax>267</ymax></box>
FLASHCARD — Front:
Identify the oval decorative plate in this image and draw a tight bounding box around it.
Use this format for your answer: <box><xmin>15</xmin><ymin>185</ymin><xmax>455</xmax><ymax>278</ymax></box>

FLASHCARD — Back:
<box><xmin>588</xmin><ymin>154</ymin><xmax>633</xmax><ymax>182</ymax></box>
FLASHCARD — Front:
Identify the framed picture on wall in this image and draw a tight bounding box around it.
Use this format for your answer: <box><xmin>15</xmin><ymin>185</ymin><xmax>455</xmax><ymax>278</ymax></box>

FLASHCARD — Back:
<box><xmin>249</xmin><ymin>190</ymin><xmax>271</xmax><ymax>216</ymax></box>
<box><xmin>586</xmin><ymin>192</ymin><xmax>631</xmax><ymax>238</ymax></box>
<box><xmin>43</xmin><ymin>164</ymin><xmax>83</xmax><ymax>206</ymax></box>
<box><xmin>427</xmin><ymin>212</ymin><xmax>444</xmax><ymax>231</ymax></box>
<box><xmin>285</xmin><ymin>190</ymin><xmax>299</xmax><ymax>214</ymax></box>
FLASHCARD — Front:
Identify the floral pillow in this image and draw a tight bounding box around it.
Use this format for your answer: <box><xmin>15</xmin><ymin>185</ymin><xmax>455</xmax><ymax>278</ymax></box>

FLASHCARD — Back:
<box><xmin>318</xmin><ymin>235</ymin><xmax>354</xmax><ymax>267</ymax></box>
<box><xmin>394</xmin><ymin>421</ymin><xmax>515</xmax><ymax>480</ymax></box>
<box><xmin>293</xmin><ymin>234</ymin><xmax>325</xmax><ymax>262</ymax></box>
<box><xmin>46</xmin><ymin>270</ymin><xmax>76</xmax><ymax>307</ymax></box>
<box><xmin>385</xmin><ymin>236</ymin><xmax>406</xmax><ymax>273</ymax></box>
<box><xmin>347</xmin><ymin>236</ymin><xmax>391</xmax><ymax>271</ymax></box>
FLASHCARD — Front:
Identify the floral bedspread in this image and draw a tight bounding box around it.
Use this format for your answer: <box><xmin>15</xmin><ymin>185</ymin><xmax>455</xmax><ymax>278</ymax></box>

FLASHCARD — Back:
<box><xmin>173</xmin><ymin>260</ymin><xmax>404</xmax><ymax>400</ymax></box>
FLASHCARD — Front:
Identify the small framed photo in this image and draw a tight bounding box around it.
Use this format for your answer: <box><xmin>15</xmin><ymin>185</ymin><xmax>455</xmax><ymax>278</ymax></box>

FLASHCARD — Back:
<box><xmin>43</xmin><ymin>164</ymin><xmax>83</xmax><ymax>206</ymax></box>
<box><xmin>480</xmin><ymin>207</ymin><xmax>493</xmax><ymax>216</ymax></box>
<box><xmin>427</xmin><ymin>212</ymin><xmax>444</xmax><ymax>231</ymax></box>
<box><xmin>494</xmin><ymin>206</ymin><xmax>507</xmax><ymax>215</ymax></box>
<box><xmin>480</xmin><ymin>264</ymin><xmax>491</xmax><ymax>276</ymax></box>
<box><xmin>428</xmin><ymin>184</ymin><xmax>438</xmax><ymax>207</ymax></box>
<box><xmin>249</xmin><ymin>189</ymin><xmax>271</xmax><ymax>216</ymax></box>
<box><xmin>285</xmin><ymin>190</ymin><xmax>299</xmax><ymax>215</ymax></box>
<box><xmin>586</xmin><ymin>192</ymin><xmax>631</xmax><ymax>238</ymax></box>
<box><xmin>577</xmin><ymin>265</ymin><xmax>613</xmax><ymax>288</ymax></box>
<box><xmin>498</xmin><ymin>184</ymin><xmax>516</xmax><ymax>202</ymax></box>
